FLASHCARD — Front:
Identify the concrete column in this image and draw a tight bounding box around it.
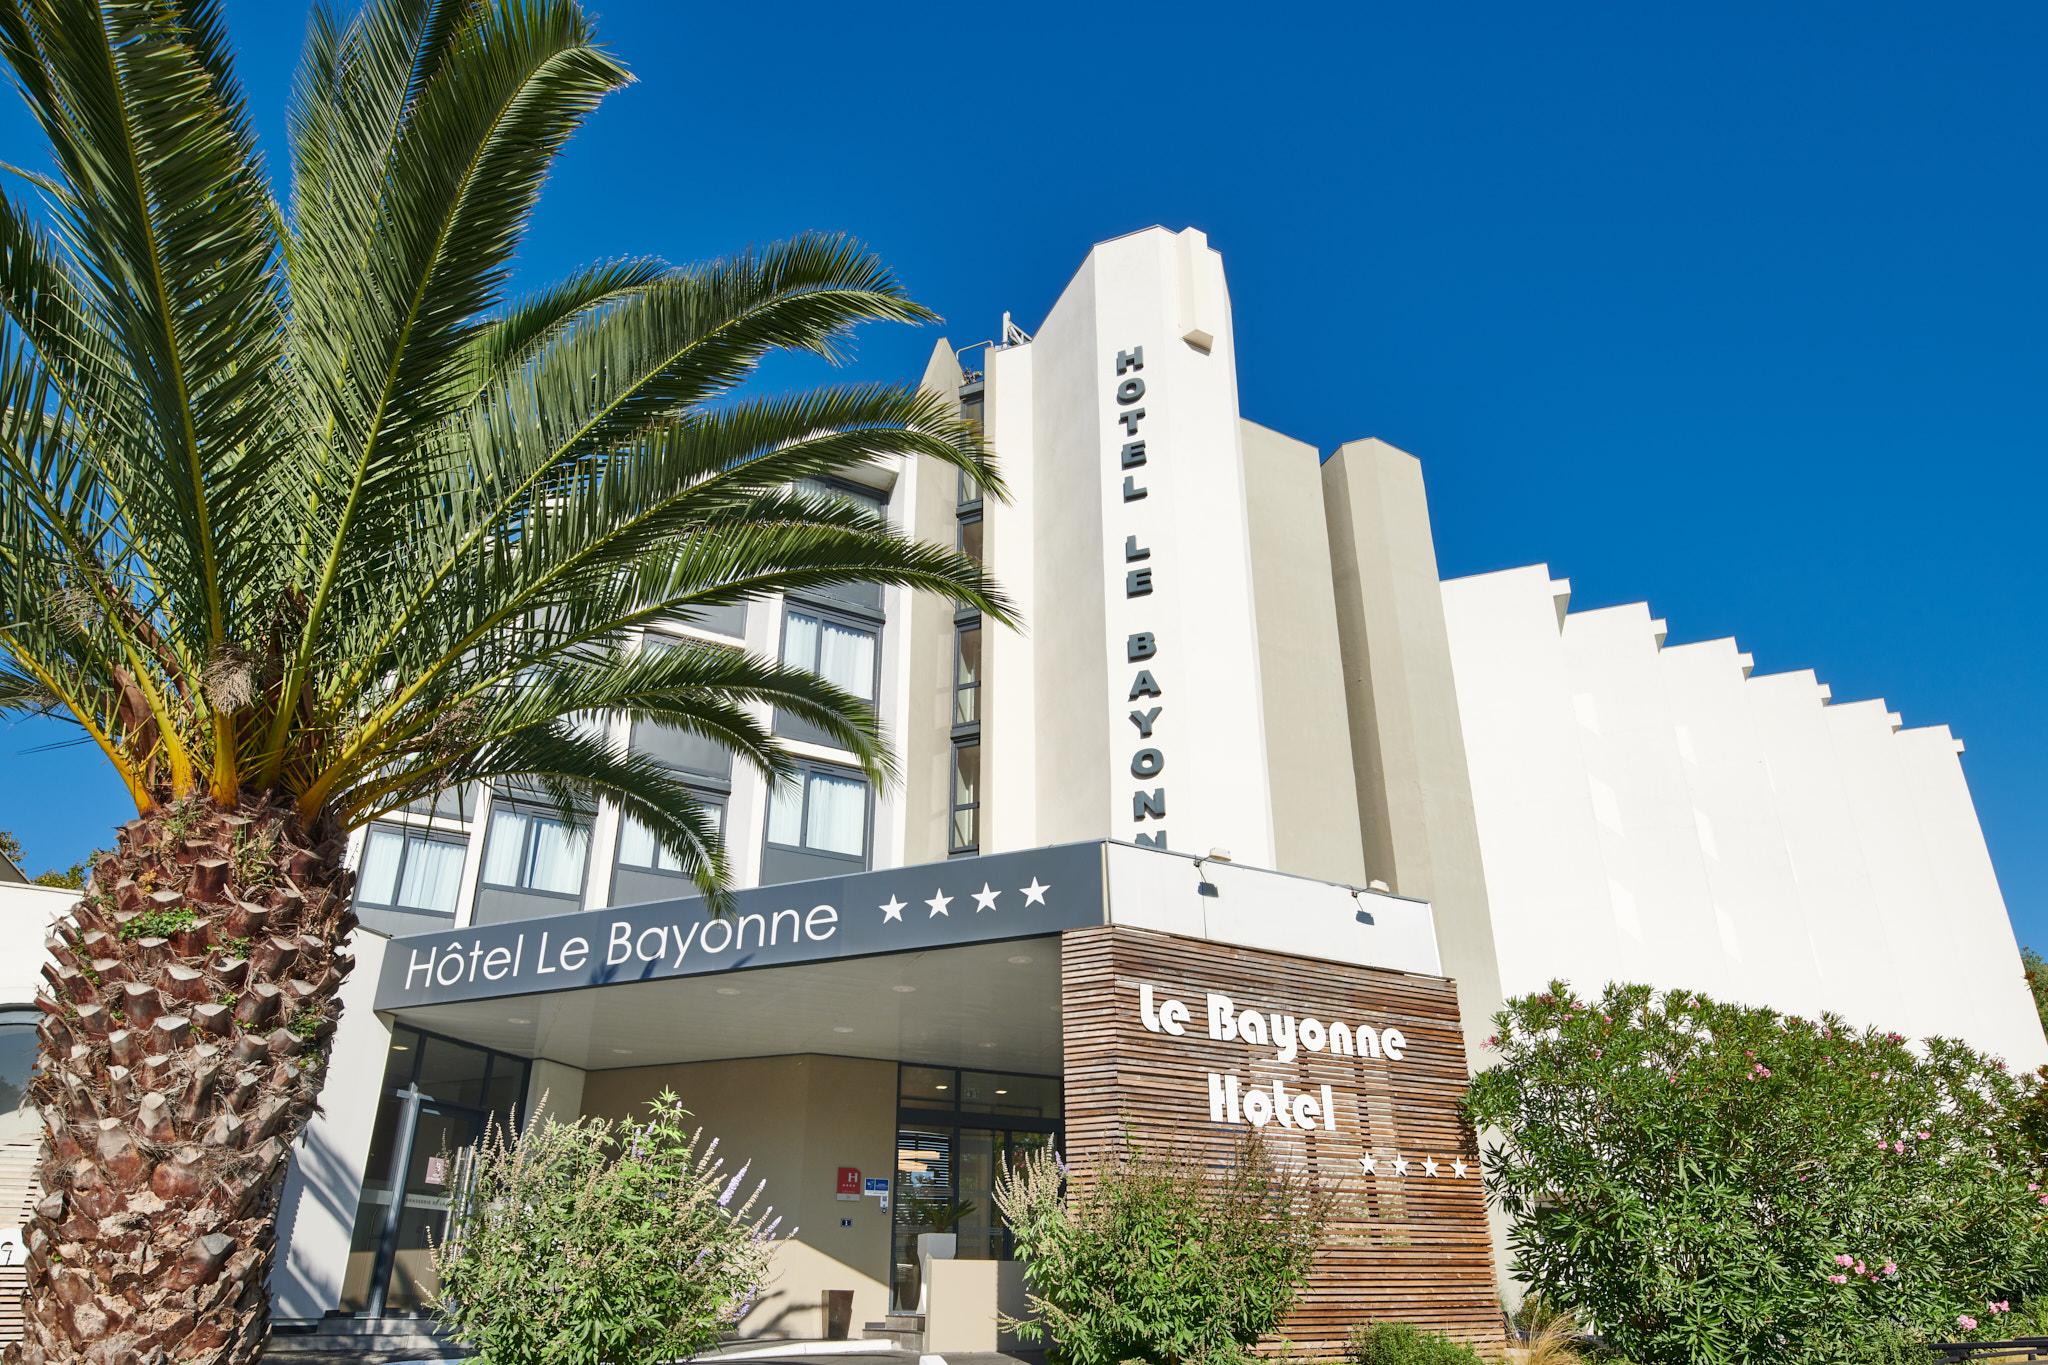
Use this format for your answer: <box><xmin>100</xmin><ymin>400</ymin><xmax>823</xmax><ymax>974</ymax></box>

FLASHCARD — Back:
<box><xmin>1322</xmin><ymin>438</ymin><xmax>1506</xmax><ymax>1061</ymax></box>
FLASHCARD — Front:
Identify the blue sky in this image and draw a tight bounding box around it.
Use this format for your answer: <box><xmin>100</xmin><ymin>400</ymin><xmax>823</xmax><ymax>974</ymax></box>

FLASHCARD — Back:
<box><xmin>3</xmin><ymin>3</ymin><xmax>2043</xmax><ymax>945</ymax></box>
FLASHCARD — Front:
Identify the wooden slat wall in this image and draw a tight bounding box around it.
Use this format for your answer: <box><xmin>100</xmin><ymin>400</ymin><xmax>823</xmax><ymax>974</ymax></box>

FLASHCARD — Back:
<box><xmin>0</xmin><ymin>1107</ymin><xmax>40</xmax><ymax>1346</ymax></box>
<box><xmin>1061</xmin><ymin>926</ymin><xmax>1505</xmax><ymax>1360</ymax></box>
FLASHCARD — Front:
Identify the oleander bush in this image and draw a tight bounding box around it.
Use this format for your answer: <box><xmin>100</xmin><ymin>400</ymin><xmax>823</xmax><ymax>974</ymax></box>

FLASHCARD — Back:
<box><xmin>431</xmin><ymin>1091</ymin><xmax>789</xmax><ymax>1365</ymax></box>
<box><xmin>1466</xmin><ymin>981</ymin><xmax>2048</xmax><ymax>1365</ymax></box>
<box><xmin>996</xmin><ymin>1135</ymin><xmax>1334</xmax><ymax>1365</ymax></box>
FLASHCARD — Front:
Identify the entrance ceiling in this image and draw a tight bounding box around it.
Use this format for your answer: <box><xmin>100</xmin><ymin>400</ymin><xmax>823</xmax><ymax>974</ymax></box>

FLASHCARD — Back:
<box><xmin>381</xmin><ymin>936</ymin><xmax>1064</xmax><ymax>1075</ymax></box>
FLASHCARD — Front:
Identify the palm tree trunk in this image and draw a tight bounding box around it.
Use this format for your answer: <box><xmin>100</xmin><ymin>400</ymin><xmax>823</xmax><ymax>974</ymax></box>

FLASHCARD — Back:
<box><xmin>10</xmin><ymin>796</ymin><xmax>356</xmax><ymax>1365</ymax></box>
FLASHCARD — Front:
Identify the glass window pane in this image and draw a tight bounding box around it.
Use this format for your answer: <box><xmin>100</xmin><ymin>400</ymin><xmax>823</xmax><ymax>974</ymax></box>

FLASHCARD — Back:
<box><xmin>382</xmin><ymin>1028</ymin><xmax>422</xmax><ymax>1091</ymax></box>
<box><xmin>958</xmin><ymin>518</ymin><xmax>983</xmax><ymax>564</ymax></box>
<box><xmin>805</xmin><ymin>773</ymin><xmax>867</xmax><ymax>856</ymax></box>
<box><xmin>899</xmin><ymin>1066</ymin><xmax>956</xmax><ymax>1108</ymax></box>
<box><xmin>955</xmin><ymin>626</ymin><xmax>981</xmax><ymax>689</ymax></box>
<box><xmin>952</xmin><ymin>808</ymin><xmax>978</xmax><ymax>852</ymax></box>
<box><xmin>818</xmin><ymin>620</ymin><xmax>876</xmax><ymax>700</ymax></box>
<box><xmin>952</xmin><ymin>743</ymin><xmax>980</xmax><ymax>807</ymax></box>
<box><xmin>959</xmin><ymin>1072</ymin><xmax>1060</xmax><ymax>1119</ymax></box>
<box><xmin>527</xmin><ymin>817</ymin><xmax>588</xmax><ymax>895</ymax></box>
<box><xmin>357</xmin><ymin>827</ymin><xmax>404</xmax><ymax>908</ymax></box>
<box><xmin>782</xmin><ymin>610</ymin><xmax>821</xmax><ymax>670</ymax></box>
<box><xmin>766</xmin><ymin>773</ymin><xmax>805</xmax><ymax>847</ymax></box>
<box><xmin>414</xmin><ymin>1035</ymin><xmax>490</xmax><ymax>1108</ymax></box>
<box><xmin>619</xmin><ymin>817</ymin><xmax>682</xmax><ymax>873</ymax></box>
<box><xmin>397</xmin><ymin>836</ymin><xmax>464</xmax><ymax>914</ymax></box>
<box><xmin>482</xmin><ymin>1057</ymin><xmax>526</xmax><ymax>1123</ymax></box>
<box><xmin>481</xmin><ymin>808</ymin><xmax>527</xmax><ymax>886</ymax></box>
<box><xmin>0</xmin><ymin>1016</ymin><xmax>39</xmax><ymax>1111</ymax></box>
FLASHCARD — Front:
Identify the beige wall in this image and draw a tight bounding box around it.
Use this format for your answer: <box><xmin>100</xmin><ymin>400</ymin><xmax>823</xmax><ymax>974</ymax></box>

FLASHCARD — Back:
<box><xmin>1238</xmin><ymin>420</ymin><xmax>1368</xmax><ymax>885</ymax></box>
<box><xmin>580</xmin><ymin>1054</ymin><xmax>899</xmax><ymax>1340</ymax></box>
<box><xmin>900</xmin><ymin>340</ymin><xmax>969</xmax><ymax>866</ymax></box>
<box><xmin>1321</xmin><ymin>438</ymin><xmax>1505</xmax><ymax>1060</ymax></box>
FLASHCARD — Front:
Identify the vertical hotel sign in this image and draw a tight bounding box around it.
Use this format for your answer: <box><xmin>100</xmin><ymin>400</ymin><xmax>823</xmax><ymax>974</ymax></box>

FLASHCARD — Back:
<box><xmin>1111</xmin><ymin>345</ymin><xmax>1165</xmax><ymax>849</ymax></box>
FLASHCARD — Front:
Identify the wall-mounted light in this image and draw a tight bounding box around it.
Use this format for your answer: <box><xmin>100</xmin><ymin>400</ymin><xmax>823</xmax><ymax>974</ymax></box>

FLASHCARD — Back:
<box><xmin>1192</xmin><ymin>847</ymin><xmax>1232</xmax><ymax>897</ymax></box>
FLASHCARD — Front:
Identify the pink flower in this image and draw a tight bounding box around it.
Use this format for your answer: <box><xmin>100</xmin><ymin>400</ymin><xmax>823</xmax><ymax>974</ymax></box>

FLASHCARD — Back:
<box><xmin>2030</xmin><ymin>1183</ymin><xmax>2040</xmax><ymax>1193</ymax></box>
<box><xmin>1917</xmin><ymin>1130</ymin><xmax>1931</xmax><ymax>1140</ymax></box>
<box><xmin>2037</xmin><ymin>1194</ymin><xmax>2048</xmax><ymax>1207</ymax></box>
<box><xmin>1835</xmin><ymin>1254</ymin><xmax>1855</xmax><ymax>1267</ymax></box>
<box><xmin>1958</xmin><ymin>1315</ymin><xmax>1978</xmax><ymax>1332</ymax></box>
<box><xmin>1894</xmin><ymin>1142</ymin><xmax>1906</xmax><ymax>1154</ymax></box>
<box><xmin>1882</xmin><ymin>1262</ymin><xmax>1897</xmax><ymax>1277</ymax></box>
<box><xmin>1827</xmin><ymin>1273</ymin><xmax>1848</xmax><ymax>1284</ymax></box>
<box><xmin>1854</xmin><ymin>1261</ymin><xmax>1866</xmax><ymax>1276</ymax></box>
<box><xmin>1485</xmin><ymin>1035</ymin><xmax>1499</xmax><ymax>1049</ymax></box>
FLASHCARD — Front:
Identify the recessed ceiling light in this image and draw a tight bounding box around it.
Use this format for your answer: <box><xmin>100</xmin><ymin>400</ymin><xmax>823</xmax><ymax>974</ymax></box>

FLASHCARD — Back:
<box><xmin>935</xmin><ymin>1084</ymin><xmax>948</xmax><ymax>1090</ymax></box>
<box><xmin>391</xmin><ymin>1044</ymin><xmax>410</xmax><ymax>1052</ymax></box>
<box><xmin>833</xmin><ymin>1026</ymin><xmax>854</xmax><ymax>1034</ymax></box>
<box><xmin>611</xmin><ymin>1047</ymin><xmax>633</xmax><ymax>1055</ymax></box>
<box><xmin>891</xmin><ymin>984</ymin><xmax>916</xmax><ymax>994</ymax></box>
<box><xmin>1006</xmin><ymin>955</ymin><xmax>1032</xmax><ymax>965</ymax></box>
<box><xmin>995</xmin><ymin>1089</ymin><xmax>1008</xmax><ymax>1095</ymax></box>
<box><xmin>716</xmin><ymin>987</ymin><xmax>742</xmax><ymax>996</ymax></box>
<box><xmin>507</xmin><ymin>1017</ymin><xmax>531</xmax><ymax>1025</ymax></box>
<box><xmin>978</xmin><ymin>1042</ymin><xmax>996</xmax><ymax>1049</ymax></box>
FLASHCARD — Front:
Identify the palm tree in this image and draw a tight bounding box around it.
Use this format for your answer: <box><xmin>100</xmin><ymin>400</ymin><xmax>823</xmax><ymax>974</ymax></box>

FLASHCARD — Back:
<box><xmin>0</xmin><ymin>1</ymin><xmax>1006</xmax><ymax>1360</ymax></box>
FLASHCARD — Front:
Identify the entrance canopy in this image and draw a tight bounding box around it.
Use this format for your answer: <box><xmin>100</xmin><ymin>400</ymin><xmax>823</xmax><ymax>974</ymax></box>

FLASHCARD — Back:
<box><xmin>382</xmin><ymin>936</ymin><xmax>1065</xmax><ymax>1073</ymax></box>
<box><xmin>371</xmin><ymin>839</ymin><xmax>1442</xmax><ymax>1075</ymax></box>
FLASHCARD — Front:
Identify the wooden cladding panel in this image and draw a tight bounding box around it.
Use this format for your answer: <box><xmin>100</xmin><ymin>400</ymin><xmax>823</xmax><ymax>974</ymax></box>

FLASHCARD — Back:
<box><xmin>1061</xmin><ymin>925</ymin><xmax>1504</xmax><ymax>1360</ymax></box>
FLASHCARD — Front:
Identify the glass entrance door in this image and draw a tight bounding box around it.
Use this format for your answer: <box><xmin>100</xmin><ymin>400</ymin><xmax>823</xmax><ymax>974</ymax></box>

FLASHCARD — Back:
<box><xmin>384</xmin><ymin>1102</ymin><xmax>483</xmax><ymax>1311</ymax></box>
<box><xmin>888</xmin><ymin>1066</ymin><xmax>1061</xmax><ymax>1312</ymax></box>
<box><xmin>340</xmin><ymin>1028</ymin><xmax>528</xmax><ymax>1317</ymax></box>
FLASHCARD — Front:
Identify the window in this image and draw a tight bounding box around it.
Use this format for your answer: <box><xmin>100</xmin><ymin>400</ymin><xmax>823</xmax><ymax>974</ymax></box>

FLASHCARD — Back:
<box><xmin>782</xmin><ymin>608</ymin><xmax>878</xmax><ymax>702</ymax></box>
<box><xmin>480</xmin><ymin>804</ymin><xmax>589</xmax><ymax>897</ymax></box>
<box><xmin>0</xmin><ymin>1008</ymin><xmax>37</xmax><ymax>1111</ymax></box>
<box><xmin>797</xmin><ymin>477</ymin><xmax>886</xmax><ymax>519</ymax></box>
<box><xmin>957</xmin><ymin>513</ymin><xmax>983</xmax><ymax>566</ymax></box>
<box><xmin>356</xmin><ymin>824</ymin><xmax>466</xmax><ymax>917</ymax></box>
<box><xmin>954</xmin><ymin>625</ymin><xmax>981</xmax><ymax>727</ymax></box>
<box><xmin>617</xmin><ymin>796</ymin><xmax>726</xmax><ymax>873</ymax></box>
<box><xmin>950</xmin><ymin>741</ymin><xmax>980</xmax><ymax>855</ymax></box>
<box><xmin>766</xmin><ymin>767</ymin><xmax>869</xmax><ymax>859</ymax></box>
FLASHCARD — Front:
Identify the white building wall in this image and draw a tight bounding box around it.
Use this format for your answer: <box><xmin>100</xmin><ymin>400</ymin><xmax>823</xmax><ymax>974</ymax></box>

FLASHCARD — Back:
<box><xmin>982</xmin><ymin>227</ymin><xmax>1277</xmax><ymax>867</ymax></box>
<box><xmin>1443</xmin><ymin>567</ymin><xmax>2047</xmax><ymax>1070</ymax></box>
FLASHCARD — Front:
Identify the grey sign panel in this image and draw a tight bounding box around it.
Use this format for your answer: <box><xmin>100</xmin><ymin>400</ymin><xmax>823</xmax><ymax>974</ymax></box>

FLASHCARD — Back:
<box><xmin>374</xmin><ymin>842</ymin><xmax>1107</xmax><ymax>1010</ymax></box>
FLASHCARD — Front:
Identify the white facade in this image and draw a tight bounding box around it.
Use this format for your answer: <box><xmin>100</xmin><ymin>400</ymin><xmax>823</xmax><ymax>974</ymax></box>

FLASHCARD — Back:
<box><xmin>1</xmin><ymin>224</ymin><xmax>2038</xmax><ymax>1339</ymax></box>
<box><xmin>1442</xmin><ymin>566</ymin><xmax>2044</xmax><ymax>1067</ymax></box>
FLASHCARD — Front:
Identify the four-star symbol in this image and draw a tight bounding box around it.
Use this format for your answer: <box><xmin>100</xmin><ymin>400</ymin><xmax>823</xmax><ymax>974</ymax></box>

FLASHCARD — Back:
<box><xmin>875</xmin><ymin>874</ymin><xmax>1052</xmax><ymax>927</ymax></box>
<box><xmin>972</xmin><ymin>883</ymin><xmax>1001</xmax><ymax>912</ymax></box>
<box><xmin>925</xmin><ymin>889</ymin><xmax>952</xmax><ymax>918</ymax></box>
<box><xmin>879</xmin><ymin>895</ymin><xmax>906</xmax><ymax>923</ymax></box>
<box><xmin>1359</xmin><ymin>1152</ymin><xmax>1476</xmax><ymax>1182</ymax></box>
<box><xmin>1020</xmin><ymin>876</ymin><xmax>1050</xmax><ymax>906</ymax></box>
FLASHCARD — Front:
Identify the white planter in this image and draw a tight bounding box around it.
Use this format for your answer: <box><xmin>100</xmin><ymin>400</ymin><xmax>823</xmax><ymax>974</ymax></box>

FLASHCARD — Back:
<box><xmin>913</xmin><ymin>1232</ymin><xmax>957</xmax><ymax>1313</ymax></box>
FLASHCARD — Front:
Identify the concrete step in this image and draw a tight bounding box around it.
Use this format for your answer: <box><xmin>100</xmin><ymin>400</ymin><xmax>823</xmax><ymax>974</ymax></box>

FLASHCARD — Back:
<box><xmin>860</xmin><ymin>1312</ymin><xmax>925</xmax><ymax>1351</ymax></box>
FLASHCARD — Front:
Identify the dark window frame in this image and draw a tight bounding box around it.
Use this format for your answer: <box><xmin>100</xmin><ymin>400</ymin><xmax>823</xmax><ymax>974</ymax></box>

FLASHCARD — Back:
<box><xmin>477</xmin><ymin>798</ymin><xmax>592</xmax><ymax>902</ymax></box>
<box><xmin>948</xmin><ymin>739</ymin><xmax>980</xmax><ymax>857</ymax></box>
<box><xmin>613</xmin><ymin>784</ymin><xmax>728</xmax><ymax>877</ymax></box>
<box><xmin>762</xmin><ymin>760</ymin><xmax>873</xmax><ymax>864</ymax></box>
<box><xmin>355</xmin><ymin>822</ymin><xmax>470</xmax><ymax>917</ymax></box>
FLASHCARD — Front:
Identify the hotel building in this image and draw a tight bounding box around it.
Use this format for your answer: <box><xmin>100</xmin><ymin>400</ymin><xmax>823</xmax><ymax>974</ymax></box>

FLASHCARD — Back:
<box><xmin>0</xmin><ymin>226</ymin><xmax>2037</xmax><ymax>1356</ymax></box>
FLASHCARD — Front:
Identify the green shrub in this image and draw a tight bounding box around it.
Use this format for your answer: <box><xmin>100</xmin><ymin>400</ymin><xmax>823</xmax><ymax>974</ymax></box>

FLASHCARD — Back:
<box><xmin>1466</xmin><ymin>981</ymin><xmax>2048</xmax><ymax>1365</ymax></box>
<box><xmin>1347</xmin><ymin>1322</ymin><xmax>1484</xmax><ymax>1365</ymax></box>
<box><xmin>996</xmin><ymin>1135</ymin><xmax>1333</xmax><ymax>1365</ymax></box>
<box><xmin>431</xmin><ymin>1090</ymin><xmax>785</xmax><ymax>1365</ymax></box>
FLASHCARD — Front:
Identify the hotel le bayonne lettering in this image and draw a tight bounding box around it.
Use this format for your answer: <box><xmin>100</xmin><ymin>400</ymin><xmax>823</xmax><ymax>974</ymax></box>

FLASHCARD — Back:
<box><xmin>1136</xmin><ymin>980</ymin><xmax>1408</xmax><ymax>1132</ymax></box>
<box><xmin>1113</xmin><ymin>344</ymin><xmax>1166</xmax><ymax>850</ymax></box>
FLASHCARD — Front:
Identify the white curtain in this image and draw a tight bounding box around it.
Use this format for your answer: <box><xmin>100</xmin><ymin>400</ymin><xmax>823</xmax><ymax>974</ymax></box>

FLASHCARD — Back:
<box><xmin>357</xmin><ymin>827</ymin><xmax>403</xmax><ymax>906</ymax></box>
<box><xmin>766</xmin><ymin>773</ymin><xmax>805</xmax><ymax>846</ymax></box>
<box><xmin>818</xmin><ymin>620</ymin><xmax>876</xmax><ymax>700</ymax></box>
<box><xmin>782</xmin><ymin>611</ymin><xmax>820</xmax><ymax>670</ymax></box>
<box><xmin>481</xmin><ymin>808</ymin><xmax>528</xmax><ymax>885</ymax></box>
<box><xmin>528</xmin><ymin>818</ymin><xmax>588</xmax><ymax>895</ymax></box>
<box><xmin>397</xmin><ymin>836</ymin><xmax>464</xmax><ymax>914</ymax></box>
<box><xmin>805</xmin><ymin>774</ymin><xmax>866</xmax><ymax>856</ymax></box>
<box><xmin>619</xmin><ymin>817</ymin><xmax>682</xmax><ymax>872</ymax></box>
